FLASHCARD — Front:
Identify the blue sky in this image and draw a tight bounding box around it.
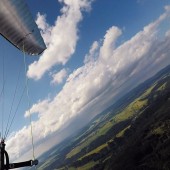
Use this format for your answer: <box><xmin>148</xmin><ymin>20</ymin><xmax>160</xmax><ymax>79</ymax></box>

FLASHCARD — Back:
<box><xmin>0</xmin><ymin>0</ymin><xmax>170</xmax><ymax>161</ymax></box>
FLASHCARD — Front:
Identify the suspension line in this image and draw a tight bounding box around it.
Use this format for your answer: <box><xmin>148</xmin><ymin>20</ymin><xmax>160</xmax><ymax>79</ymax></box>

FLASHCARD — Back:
<box><xmin>4</xmin><ymin>62</ymin><xmax>22</xmax><ymax>139</ymax></box>
<box><xmin>23</xmin><ymin>43</ymin><xmax>36</xmax><ymax>161</ymax></box>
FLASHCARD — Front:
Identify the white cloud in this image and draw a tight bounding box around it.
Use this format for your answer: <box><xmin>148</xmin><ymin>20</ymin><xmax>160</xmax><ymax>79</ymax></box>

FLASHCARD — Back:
<box><xmin>36</xmin><ymin>12</ymin><xmax>52</xmax><ymax>47</ymax></box>
<box><xmin>50</xmin><ymin>68</ymin><xmax>68</xmax><ymax>85</ymax></box>
<box><xmin>99</xmin><ymin>26</ymin><xmax>122</xmax><ymax>62</ymax></box>
<box><xmin>24</xmin><ymin>99</ymin><xmax>50</xmax><ymax>118</ymax></box>
<box><xmin>84</xmin><ymin>41</ymin><xmax>99</xmax><ymax>63</ymax></box>
<box><xmin>27</xmin><ymin>0</ymin><xmax>94</xmax><ymax>80</ymax></box>
<box><xmin>6</xmin><ymin>7</ymin><xmax>170</xmax><ymax>161</ymax></box>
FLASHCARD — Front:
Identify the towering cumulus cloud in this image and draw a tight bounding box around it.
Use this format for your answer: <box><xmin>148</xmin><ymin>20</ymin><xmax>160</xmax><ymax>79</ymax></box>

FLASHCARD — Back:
<box><xmin>27</xmin><ymin>0</ymin><xmax>93</xmax><ymax>80</ymax></box>
<box><xmin>6</xmin><ymin>6</ymin><xmax>170</xmax><ymax>161</ymax></box>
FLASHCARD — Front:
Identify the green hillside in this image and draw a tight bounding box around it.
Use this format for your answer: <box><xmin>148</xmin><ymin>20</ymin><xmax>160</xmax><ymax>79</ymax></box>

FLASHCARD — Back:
<box><xmin>37</xmin><ymin>65</ymin><xmax>170</xmax><ymax>170</ymax></box>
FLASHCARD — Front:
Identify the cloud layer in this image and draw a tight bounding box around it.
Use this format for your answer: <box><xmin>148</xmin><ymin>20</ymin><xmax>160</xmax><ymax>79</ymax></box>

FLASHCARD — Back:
<box><xmin>6</xmin><ymin>6</ymin><xmax>170</xmax><ymax>161</ymax></box>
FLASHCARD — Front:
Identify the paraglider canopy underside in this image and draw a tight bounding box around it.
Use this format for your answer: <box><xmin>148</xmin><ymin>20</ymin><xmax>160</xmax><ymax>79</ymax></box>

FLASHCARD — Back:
<box><xmin>0</xmin><ymin>0</ymin><xmax>46</xmax><ymax>55</ymax></box>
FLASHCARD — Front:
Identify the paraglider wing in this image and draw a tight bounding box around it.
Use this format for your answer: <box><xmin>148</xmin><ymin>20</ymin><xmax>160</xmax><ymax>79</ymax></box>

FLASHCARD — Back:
<box><xmin>0</xmin><ymin>0</ymin><xmax>46</xmax><ymax>55</ymax></box>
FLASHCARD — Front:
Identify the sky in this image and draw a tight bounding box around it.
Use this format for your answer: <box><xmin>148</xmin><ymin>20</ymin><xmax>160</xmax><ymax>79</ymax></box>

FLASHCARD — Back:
<box><xmin>0</xmin><ymin>0</ymin><xmax>170</xmax><ymax>162</ymax></box>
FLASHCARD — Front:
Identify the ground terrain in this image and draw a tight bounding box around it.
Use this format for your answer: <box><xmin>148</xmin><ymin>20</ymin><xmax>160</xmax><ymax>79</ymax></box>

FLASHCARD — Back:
<box><xmin>36</xmin><ymin>65</ymin><xmax>170</xmax><ymax>170</ymax></box>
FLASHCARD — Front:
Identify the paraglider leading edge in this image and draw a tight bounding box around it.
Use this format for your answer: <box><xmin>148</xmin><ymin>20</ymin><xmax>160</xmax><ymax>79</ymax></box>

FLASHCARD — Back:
<box><xmin>0</xmin><ymin>0</ymin><xmax>46</xmax><ymax>55</ymax></box>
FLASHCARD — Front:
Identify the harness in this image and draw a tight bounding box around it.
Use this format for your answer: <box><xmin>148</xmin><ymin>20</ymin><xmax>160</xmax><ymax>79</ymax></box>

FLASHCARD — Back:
<box><xmin>0</xmin><ymin>140</ymin><xmax>38</xmax><ymax>170</ymax></box>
